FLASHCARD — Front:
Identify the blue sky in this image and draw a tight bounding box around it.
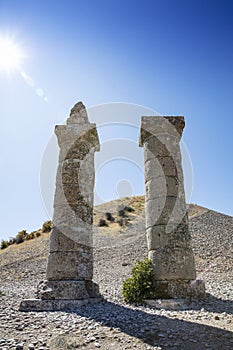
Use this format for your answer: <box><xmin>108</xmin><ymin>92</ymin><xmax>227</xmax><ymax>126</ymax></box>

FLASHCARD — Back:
<box><xmin>0</xmin><ymin>0</ymin><xmax>233</xmax><ymax>240</ymax></box>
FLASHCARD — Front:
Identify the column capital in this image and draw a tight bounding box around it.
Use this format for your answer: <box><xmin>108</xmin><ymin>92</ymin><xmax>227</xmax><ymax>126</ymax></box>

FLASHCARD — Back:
<box><xmin>55</xmin><ymin>102</ymin><xmax>100</xmax><ymax>152</ymax></box>
<box><xmin>139</xmin><ymin>116</ymin><xmax>185</xmax><ymax>146</ymax></box>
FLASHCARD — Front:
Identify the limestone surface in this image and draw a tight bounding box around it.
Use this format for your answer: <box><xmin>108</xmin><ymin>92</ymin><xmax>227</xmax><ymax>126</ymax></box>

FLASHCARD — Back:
<box><xmin>140</xmin><ymin>116</ymin><xmax>205</xmax><ymax>299</ymax></box>
<box><xmin>20</xmin><ymin>102</ymin><xmax>101</xmax><ymax>310</ymax></box>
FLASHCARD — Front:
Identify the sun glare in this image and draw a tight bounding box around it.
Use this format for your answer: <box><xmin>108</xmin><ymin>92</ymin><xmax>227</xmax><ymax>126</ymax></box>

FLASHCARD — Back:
<box><xmin>0</xmin><ymin>37</ymin><xmax>23</xmax><ymax>71</ymax></box>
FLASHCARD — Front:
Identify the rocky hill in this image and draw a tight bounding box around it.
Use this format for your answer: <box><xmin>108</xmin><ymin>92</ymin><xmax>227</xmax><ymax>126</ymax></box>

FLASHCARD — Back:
<box><xmin>0</xmin><ymin>196</ymin><xmax>232</xmax><ymax>349</ymax></box>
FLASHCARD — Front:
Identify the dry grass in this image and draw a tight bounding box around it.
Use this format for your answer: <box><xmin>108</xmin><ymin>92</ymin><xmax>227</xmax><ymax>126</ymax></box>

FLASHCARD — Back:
<box><xmin>188</xmin><ymin>203</ymin><xmax>209</xmax><ymax>219</ymax></box>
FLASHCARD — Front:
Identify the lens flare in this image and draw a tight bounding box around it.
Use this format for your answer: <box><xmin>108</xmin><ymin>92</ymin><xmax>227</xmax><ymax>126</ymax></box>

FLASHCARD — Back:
<box><xmin>0</xmin><ymin>37</ymin><xmax>23</xmax><ymax>71</ymax></box>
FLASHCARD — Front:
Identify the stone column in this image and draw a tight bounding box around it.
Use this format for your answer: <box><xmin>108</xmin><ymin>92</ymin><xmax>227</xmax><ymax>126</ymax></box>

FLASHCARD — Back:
<box><xmin>20</xmin><ymin>102</ymin><xmax>102</xmax><ymax>311</ymax></box>
<box><xmin>139</xmin><ymin>116</ymin><xmax>205</xmax><ymax>299</ymax></box>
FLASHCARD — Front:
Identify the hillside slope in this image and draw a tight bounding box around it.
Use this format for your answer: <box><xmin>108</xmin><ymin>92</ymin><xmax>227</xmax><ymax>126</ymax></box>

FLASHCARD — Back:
<box><xmin>0</xmin><ymin>196</ymin><xmax>232</xmax><ymax>349</ymax></box>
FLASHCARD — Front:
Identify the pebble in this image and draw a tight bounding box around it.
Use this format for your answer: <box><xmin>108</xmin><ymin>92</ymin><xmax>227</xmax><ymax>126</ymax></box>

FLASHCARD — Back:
<box><xmin>0</xmin><ymin>207</ymin><xmax>232</xmax><ymax>349</ymax></box>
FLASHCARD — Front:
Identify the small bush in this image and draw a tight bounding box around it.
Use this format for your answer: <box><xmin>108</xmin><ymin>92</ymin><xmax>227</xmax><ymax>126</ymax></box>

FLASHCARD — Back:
<box><xmin>26</xmin><ymin>232</ymin><xmax>35</xmax><ymax>240</ymax></box>
<box><xmin>105</xmin><ymin>212</ymin><xmax>115</xmax><ymax>222</ymax></box>
<box><xmin>15</xmin><ymin>230</ymin><xmax>27</xmax><ymax>244</ymax></box>
<box><xmin>122</xmin><ymin>259</ymin><xmax>155</xmax><ymax>304</ymax></box>
<box><xmin>42</xmin><ymin>220</ymin><xmax>53</xmax><ymax>232</ymax></box>
<box><xmin>31</xmin><ymin>232</ymin><xmax>35</xmax><ymax>239</ymax></box>
<box><xmin>118</xmin><ymin>209</ymin><xmax>126</xmax><ymax>217</ymax></box>
<box><xmin>98</xmin><ymin>219</ymin><xmax>108</xmax><ymax>227</ymax></box>
<box><xmin>36</xmin><ymin>231</ymin><xmax>41</xmax><ymax>237</ymax></box>
<box><xmin>118</xmin><ymin>205</ymin><xmax>134</xmax><ymax>217</ymax></box>
<box><xmin>124</xmin><ymin>206</ymin><xmax>135</xmax><ymax>213</ymax></box>
<box><xmin>1</xmin><ymin>239</ymin><xmax>9</xmax><ymax>250</ymax></box>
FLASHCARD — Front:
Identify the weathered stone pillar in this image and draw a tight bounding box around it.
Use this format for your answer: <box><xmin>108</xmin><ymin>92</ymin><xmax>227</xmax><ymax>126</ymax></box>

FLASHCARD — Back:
<box><xmin>139</xmin><ymin>116</ymin><xmax>205</xmax><ymax>299</ymax></box>
<box><xmin>20</xmin><ymin>102</ymin><xmax>102</xmax><ymax>311</ymax></box>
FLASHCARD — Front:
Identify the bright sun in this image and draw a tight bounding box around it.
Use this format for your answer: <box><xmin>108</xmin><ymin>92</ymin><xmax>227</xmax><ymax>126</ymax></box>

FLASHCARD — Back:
<box><xmin>0</xmin><ymin>37</ymin><xmax>23</xmax><ymax>71</ymax></box>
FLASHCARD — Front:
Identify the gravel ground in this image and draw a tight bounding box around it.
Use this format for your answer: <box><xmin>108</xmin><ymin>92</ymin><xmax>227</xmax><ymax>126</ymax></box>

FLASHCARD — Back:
<box><xmin>0</xmin><ymin>200</ymin><xmax>232</xmax><ymax>349</ymax></box>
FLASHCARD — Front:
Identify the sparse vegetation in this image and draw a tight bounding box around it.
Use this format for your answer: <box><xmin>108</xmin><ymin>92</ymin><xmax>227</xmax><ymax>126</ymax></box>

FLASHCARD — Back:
<box><xmin>118</xmin><ymin>206</ymin><xmax>134</xmax><ymax>218</ymax></box>
<box><xmin>25</xmin><ymin>232</ymin><xmax>35</xmax><ymax>240</ymax></box>
<box><xmin>122</xmin><ymin>259</ymin><xmax>155</xmax><ymax>304</ymax></box>
<box><xmin>1</xmin><ymin>240</ymin><xmax>9</xmax><ymax>250</ymax></box>
<box><xmin>42</xmin><ymin>220</ymin><xmax>53</xmax><ymax>232</ymax></box>
<box><xmin>15</xmin><ymin>230</ymin><xmax>28</xmax><ymax>244</ymax></box>
<box><xmin>118</xmin><ymin>209</ymin><xmax>126</xmax><ymax>217</ymax></box>
<box><xmin>0</xmin><ymin>220</ymin><xmax>53</xmax><ymax>250</ymax></box>
<box><xmin>98</xmin><ymin>219</ymin><xmax>108</xmax><ymax>227</ymax></box>
<box><xmin>105</xmin><ymin>212</ymin><xmax>115</xmax><ymax>222</ymax></box>
<box><xmin>128</xmin><ymin>196</ymin><xmax>145</xmax><ymax>211</ymax></box>
<box><xmin>124</xmin><ymin>206</ymin><xmax>135</xmax><ymax>213</ymax></box>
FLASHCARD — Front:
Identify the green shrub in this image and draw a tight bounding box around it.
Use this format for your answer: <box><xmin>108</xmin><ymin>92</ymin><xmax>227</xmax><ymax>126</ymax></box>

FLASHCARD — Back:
<box><xmin>42</xmin><ymin>220</ymin><xmax>53</xmax><ymax>232</ymax></box>
<box><xmin>118</xmin><ymin>209</ymin><xmax>126</xmax><ymax>217</ymax></box>
<box><xmin>25</xmin><ymin>232</ymin><xmax>35</xmax><ymax>240</ymax></box>
<box><xmin>98</xmin><ymin>219</ymin><xmax>108</xmax><ymax>227</ymax></box>
<box><xmin>15</xmin><ymin>230</ymin><xmax>27</xmax><ymax>244</ymax></box>
<box><xmin>105</xmin><ymin>212</ymin><xmax>115</xmax><ymax>222</ymax></box>
<box><xmin>125</xmin><ymin>206</ymin><xmax>135</xmax><ymax>213</ymax></box>
<box><xmin>1</xmin><ymin>239</ymin><xmax>9</xmax><ymax>250</ymax></box>
<box><xmin>36</xmin><ymin>231</ymin><xmax>41</xmax><ymax>237</ymax></box>
<box><xmin>122</xmin><ymin>259</ymin><xmax>155</xmax><ymax>303</ymax></box>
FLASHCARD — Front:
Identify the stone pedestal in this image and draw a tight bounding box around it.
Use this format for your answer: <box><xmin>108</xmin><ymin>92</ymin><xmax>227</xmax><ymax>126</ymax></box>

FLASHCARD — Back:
<box><xmin>20</xmin><ymin>102</ymin><xmax>102</xmax><ymax>311</ymax></box>
<box><xmin>139</xmin><ymin>116</ymin><xmax>205</xmax><ymax>299</ymax></box>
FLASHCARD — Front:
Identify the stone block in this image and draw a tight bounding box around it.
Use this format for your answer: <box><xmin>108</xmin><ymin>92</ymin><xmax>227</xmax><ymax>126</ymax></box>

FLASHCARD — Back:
<box><xmin>36</xmin><ymin>279</ymin><xmax>100</xmax><ymax>300</ymax></box>
<box><xmin>148</xmin><ymin>248</ymin><xmax>196</xmax><ymax>281</ymax></box>
<box><xmin>49</xmin><ymin>227</ymin><xmax>93</xmax><ymax>252</ymax></box>
<box><xmin>67</xmin><ymin>101</ymin><xmax>89</xmax><ymax>124</ymax></box>
<box><xmin>146</xmin><ymin>221</ymin><xmax>192</xmax><ymax>250</ymax></box>
<box><xmin>152</xmin><ymin>280</ymin><xmax>191</xmax><ymax>299</ymax></box>
<box><xmin>139</xmin><ymin>116</ymin><xmax>185</xmax><ymax>147</ymax></box>
<box><xmin>37</xmin><ymin>280</ymin><xmax>89</xmax><ymax>300</ymax></box>
<box><xmin>54</xmin><ymin>183</ymin><xmax>83</xmax><ymax>204</ymax></box>
<box><xmin>151</xmin><ymin>279</ymin><xmax>205</xmax><ymax>299</ymax></box>
<box><xmin>54</xmin><ymin>183</ymin><xmax>94</xmax><ymax>206</ymax></box>
<box><xmin>57</xmin><ymin>159</ymin><xmax>81</xmax><ymax>184</ymax></box>
<box><xmin>145</xmin><ymin>197</ymin><xmax>188</xmax><ymax>228</ymax></box>
<box><xmin>51</xmin><ymin>225</ymin><xmax>92</xmax><ymax>248</ymax></box>
<box><xmin>56</xmin><ymin>123</ymin><xmax>99</xmax><ymax>147</ymax></box>
<box><xmin>144</xmin><ymin>156</ymin><xmax>184</xmax><ymax>181</ymax></box>
<box><xmin>46</xmin><ymin>251</ymin><xmax>93</xmax><ymax>280</ymax></box>
<box><xmin>145</xmin><ymin>176</ymin><xmax>185</xmax><ymax>200</ymax></box>
<box><xmin>143</xmin><ymin>136</ymin><xmax>182</xmax><ymax>160</ymax></box>
<box><xmin>53</xmin><ymin>203</ymin><xmax>93</xmax><ymax>227</ymax></box>
<box><xmin>189</xmin><ymin>279</ymin><xmax>206</xmax><ymax>300</ymax></box>
<box><xmin>58</xmin><ymin>140</ymin><xmax>92</xmax><ymax>163</ymax></box>
<box><xmin>84</xmin><ymin>280</ymin><xmax>101</xmax><ymax>298</ymax></box>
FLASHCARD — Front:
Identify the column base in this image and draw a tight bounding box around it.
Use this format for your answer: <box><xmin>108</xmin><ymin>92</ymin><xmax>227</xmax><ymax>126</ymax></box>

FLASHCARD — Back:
<box><xmin>19</xmin><ymin>297</ymin><xmax>103</xmax><ymax>312</ymax></box>
<box><xmin>19</xmin><ymin>279</ymin><xmax>102</xmax><ymax>311</ymax></box>
<box><xmin>152</xmin><ymin>279</ymin><xmax>205</xmax><ymax>299</ymax></box>
<box><xmin>35</xmin><ymin>279</ymin><xmax>100</xmax><ymax>300</ymax></box>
